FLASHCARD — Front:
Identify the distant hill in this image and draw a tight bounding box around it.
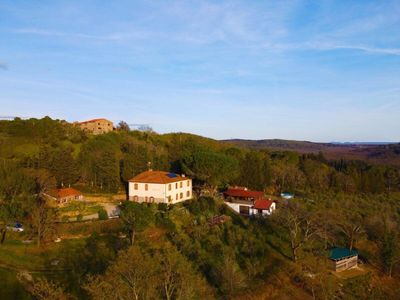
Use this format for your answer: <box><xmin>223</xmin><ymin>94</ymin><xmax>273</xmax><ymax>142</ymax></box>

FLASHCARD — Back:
<box><xmin>222</xmin><ymin>139</ymin><xmax>400</xmax><ymax>167</ymax></box>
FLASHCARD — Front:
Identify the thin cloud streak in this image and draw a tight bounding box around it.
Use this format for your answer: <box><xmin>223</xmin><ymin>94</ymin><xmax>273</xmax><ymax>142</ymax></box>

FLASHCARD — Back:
<box><xmin>12</xmin><ymin>28</ymin><xmax>145</xmax><ymax>41</ymax></box>
<box><xmin>0</xmin><ymin>62</ymin><xmax>8</xmax><ymax>70</ymax></box>
<box><xmin>258</xmin><ymin>41</ymin><xmax>400</xmax><ymax>56</ymax></box>
<box><xmin>308</xmin><ymin>42</ymin><xmax>400</xmax><ymax>56</ymax></box>
<box><xmin>13</xmin><ymin>27</ymin><xmax>400</xmax><ymax>57</ymax></box>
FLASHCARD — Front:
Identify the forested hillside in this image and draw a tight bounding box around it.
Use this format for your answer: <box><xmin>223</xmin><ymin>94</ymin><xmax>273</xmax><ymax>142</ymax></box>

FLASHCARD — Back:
<box><xmin>1</xmin><ymin>117</ymin><xmax>399</xmax><ymax>195</ymax></box>
<box><xmin>1</xmin><ymin>117</ymin><xmax>400</xmax><ymax>299</ymax></box>
<box><xmin>224</xmin><ymin>139</ymin><xmax>400</xmax><ymax>168</ymax></box>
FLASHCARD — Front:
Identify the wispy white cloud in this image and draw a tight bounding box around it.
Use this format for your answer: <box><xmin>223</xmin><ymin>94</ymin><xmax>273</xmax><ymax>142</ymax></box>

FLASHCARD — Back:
<box><xmin>10</xmin><ymin>1</ymin><xmax>298</xmax><ymax>46</ymax></box>
<box><xmin>14</xmin><ymin>26</ymin><xmax>400</xmax><ymax>58</ymax></box>
<box><xmin>0</xmin><ymin>62</ymin><xmax>8</xmax><ymax>70</ymax></box>
<box><xmin>259</xmin><ymin>40</ymin><xmax>400</xmax><ymax>56</ymax></box>
<box><xmin>11</xmin><ymin>1</ymin><xmax>399</xmax><ymax>58</ymax></box>
<box><xmin>304</xmin><ymin>42</ymin><xmax>400</xmax><ymax>56</ymax></box>
<box><xmin>318</xmin><ymin>44</ymin><xmax>400</xmax><ymax>56</ymax></box>
<box><xmin>12</xmin><ymin>28</ymin><xmax>146</xmax><ymax>41</ymax></box>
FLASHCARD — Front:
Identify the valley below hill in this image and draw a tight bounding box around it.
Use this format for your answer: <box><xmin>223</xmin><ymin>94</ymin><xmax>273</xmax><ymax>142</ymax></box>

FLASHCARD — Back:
<box><xmin>222</xmin><ymin>139</ymin><xmax>400</xmax><ymax>167</ymax></box>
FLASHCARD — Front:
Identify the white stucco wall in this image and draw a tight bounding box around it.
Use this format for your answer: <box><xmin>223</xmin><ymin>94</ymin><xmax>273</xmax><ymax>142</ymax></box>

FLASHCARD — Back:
<box><xmin>250</xmin><ymin>202</ymin><xmax>276</xmax><ymax>216</ymax></box>
<box><xmin>129</xmin><ymin>182</ymin><xmax>166</xmax><ymax>202</ymax></box>
<box><xmin>165</xmin><ymin>179</ymin><xmax>192</xmax><ymax>204</ymax></box>
<box><xmin>224</xmin><ymin>202</ymin><xmax>252</xmax><ymax>214</ymax></box>
<box><xmin>225</xmin><ymin>201</ymin><xmax>276</xmax><ymax>216</ymax></box>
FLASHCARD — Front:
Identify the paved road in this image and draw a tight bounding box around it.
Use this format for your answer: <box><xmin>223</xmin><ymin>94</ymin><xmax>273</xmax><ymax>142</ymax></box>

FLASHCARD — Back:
<box><xmin>102</xmin><ymin>202</ymin><xmax>121</xmax><ymax>217</ymax></box>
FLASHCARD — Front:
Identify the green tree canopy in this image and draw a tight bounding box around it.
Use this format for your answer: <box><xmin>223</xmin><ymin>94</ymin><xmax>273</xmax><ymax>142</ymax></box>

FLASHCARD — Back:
<box><xmin>120</xmin><ymin>201</ymin><xmax>154</xmax><ymax>245</ymax></box>
<box><xmin>181</xmin><ymin>150</ymin><xmax>239</xmax><ymax>189</ymax></box>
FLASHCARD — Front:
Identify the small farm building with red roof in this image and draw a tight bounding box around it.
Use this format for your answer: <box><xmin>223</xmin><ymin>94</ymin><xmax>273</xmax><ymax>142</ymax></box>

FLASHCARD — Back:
<box><xmin>44</xmin><ymin>188</ymin><xmax>83</xmax><ymax>205</ymax></box>
<box><xmin>223</xmin><ymin>187</ymin><xmax>276</xmax><ymax>217</ymax></box>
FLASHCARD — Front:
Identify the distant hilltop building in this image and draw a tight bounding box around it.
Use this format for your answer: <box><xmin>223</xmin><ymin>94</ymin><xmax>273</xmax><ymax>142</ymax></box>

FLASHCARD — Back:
<box><xmin>128</xmin><ymin>170</ymin><xmax>192</xmax><ymax>204</ymax></box>
<box><xmin>78</xmin><ymin>118</ymin><xmax>114</xmax><ymax>135</ymax></box>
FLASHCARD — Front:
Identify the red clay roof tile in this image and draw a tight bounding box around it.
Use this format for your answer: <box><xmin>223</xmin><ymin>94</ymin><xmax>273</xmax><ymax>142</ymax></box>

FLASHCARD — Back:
<box><xmin>129</xmin><ymin>171</ymin><xmax>189</xmax><ymax>184</ymax></box>
<box><xmin>47</xmin><ymin>188</ymin><xmax>82</xmax><ymax>199</ymax></box>
<box><xmin>224</xmin><ymin>188</ymin><xmax>264</xmax><ymax>199</ymax></box>
<box><xmin>79</xmin><ymin>118</ymin><xmax>111</xmax><ymax>124</ymax></box>
<box><xmin>253</xmin><ymin>199</ymin><xmax>274</xmax><ymax>210</ymax></box>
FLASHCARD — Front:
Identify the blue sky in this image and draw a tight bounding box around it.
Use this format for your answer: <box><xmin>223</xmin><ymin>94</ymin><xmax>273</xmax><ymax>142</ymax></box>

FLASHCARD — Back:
<box><xmin>0</xmin><ymin>0</ymin><xmax>399</xmax><ymax>141</ymax></box>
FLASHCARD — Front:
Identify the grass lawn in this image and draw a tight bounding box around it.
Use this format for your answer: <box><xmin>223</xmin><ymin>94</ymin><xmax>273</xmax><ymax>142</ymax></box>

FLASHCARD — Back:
<box><xmin>0</xmin><ymin>267</ymin><xmax>32</xmax><ymax>300</ymax></box>
<box><xmin>0</xmin><ymin>238</ymin><xmax>86</xmax><ymax>271</ymax></box>
<box><xmin>58</xmin><ymin>219</ymin><xmax>123</xmax><ymax>237</ymax></box>
<box><xmin>333</xmin><ymin>266</ymin><xmax>370</xmax><ymax>280</ymax></box>
<box><xmin>59</xmin><ymin>201</ymin><xmax>103</xmax><ymax>217</ymax></box>
<box><xmin>0</xmin><ymin>240</ymin><xmax>44</xmax><ymax>270</ymax></box>
<box><xmin>0</xmin><ymin>218</ymin><xmax>124</xmax><ymax>272</ymax></box>
<box><xmin>0</xmin><ymin>238</ymin><xmax>89</xmax><ymax>300</ymax></box>
<box><xmin>84</xmin><ymin>194</ymin><xmax>126</xmax><ymax>203</ymax></box>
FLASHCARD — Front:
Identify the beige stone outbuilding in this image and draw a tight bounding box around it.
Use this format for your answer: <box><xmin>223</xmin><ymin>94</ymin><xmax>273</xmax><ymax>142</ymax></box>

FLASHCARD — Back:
<box><xmin>78</xmin><ymin>118</ymin><xmax>113</xmax><ymax>135</ymax></box>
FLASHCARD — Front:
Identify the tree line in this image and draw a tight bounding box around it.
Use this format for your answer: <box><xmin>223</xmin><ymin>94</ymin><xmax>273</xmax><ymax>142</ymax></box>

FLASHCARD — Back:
<box><xmin>1</xmin><ymin>117</ymin><xmax>398</xmax><ymax>195</ymax></box>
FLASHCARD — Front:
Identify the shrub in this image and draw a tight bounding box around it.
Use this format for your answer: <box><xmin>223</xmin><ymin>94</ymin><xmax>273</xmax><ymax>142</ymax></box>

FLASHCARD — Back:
<box><xmin>61</xmin><ymin>215</ymin><xmax>69</xmax><ymax>223</ymax></box>
<box><xmin>156</xmin><ymin>214</ymin><xmax>176</xmax><ymax>233</ymax></box>
<box><xmin>158</xmin><ymin>203</ymin><xmax>168</xmax><ymax>212</ymax></box>
<box><xmin>98</xmin><ymin>208</ymin><xmax>109</xmax><ymax>220</ymax></box>
<box><xmin>76</xmin><ymin>214</ymin><xmax>83</xmax><ymax>222</ymax></box>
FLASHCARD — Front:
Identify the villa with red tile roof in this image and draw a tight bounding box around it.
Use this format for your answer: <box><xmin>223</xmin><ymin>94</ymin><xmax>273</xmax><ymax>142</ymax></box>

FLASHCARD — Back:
<box><xmin>128</xmin><ymin>170</ymin><xmax>192</xmax><ymax>204</ymax></box>
<box><xmin>223</xmin><ymin>187</ymin><xmax>276</xmax><ymax>217</ymax></box>
<box><xmin>78</xmin><ymin>118</ymin><xmax>114</xmax><ymax>135</ymax></box>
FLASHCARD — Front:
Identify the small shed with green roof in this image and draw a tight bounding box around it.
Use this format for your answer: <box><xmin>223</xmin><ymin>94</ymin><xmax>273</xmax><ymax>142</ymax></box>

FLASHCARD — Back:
<box><xmin>329</xmin><ymin>247</ymin><xmax>358</xmax><ymax>272</ymax></box>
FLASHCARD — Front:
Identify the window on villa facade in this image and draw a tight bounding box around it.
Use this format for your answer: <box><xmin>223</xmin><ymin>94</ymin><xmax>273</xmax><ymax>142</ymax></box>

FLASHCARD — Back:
<box><xmin>186</xmin><ymin>191</ymin><xmax>190</xmax><ymax>197</ymax></box>
<box><xmin>150</xmin><ymin>196</ymin><xmax>154</xmax><ymax>203</ymax></box>
<box><xmin>133</xmin><ymin>195</ymin><xmax>138</xmax><ymax>201</ymax></box>
<box><xmin>168</xmin><ymin>184</ymin><xmax>171</xmax><ymax>191</ymax></box>
<box><xmin>180</xmin><ymin>182</ymin><xmax>183</xmax><ymax>188</ymax></box>
<box><xmin>175</xmin><ymin>183</ymin><xmax>178</xmax><ymax>189</ymax></box>
<box><xmin>176</xmin><ymin>194</ymin><xmax>178</xmax><ymax>200</ymax></box>
<box><xmin>187</xmin><ymin>180</ymin><xmax>190</xmax><ymax>187</ymax></box>
<box><xmin>134</xmin><ymin>183</ymin><xmax>138</xmax><ymax>190</ymax></box>
<box><xmin>145</xmin><ymin>184</ymin><xmax>148</xmax><ymax>191</ymax></box>
<box><xmin>145</xmin><ymin>196</ymin><xmax>148</xmax><ymax>202</ymax></box>
<box><xmin>180</xmin><ymin>192</ymin><xmax>183</xmax><ymax>199</ymax></box>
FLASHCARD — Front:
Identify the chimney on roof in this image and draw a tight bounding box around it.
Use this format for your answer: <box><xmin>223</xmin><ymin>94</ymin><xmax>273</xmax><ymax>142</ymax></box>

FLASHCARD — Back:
<box><xmin>147</xmin><ymin>161</ymin><xmax>152</xmax><ymax>171</ymax></box>
<box><xmin>182</xmin><ymin>174</ymin><xmax>186</xmax><ymax>177</ymax></box>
